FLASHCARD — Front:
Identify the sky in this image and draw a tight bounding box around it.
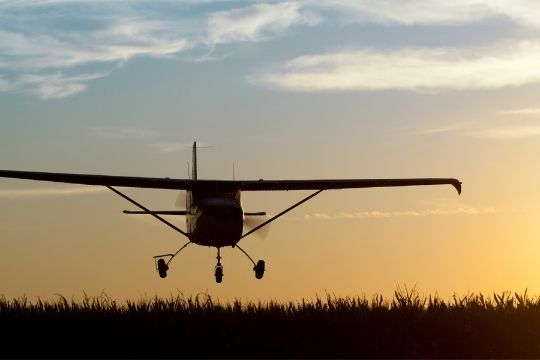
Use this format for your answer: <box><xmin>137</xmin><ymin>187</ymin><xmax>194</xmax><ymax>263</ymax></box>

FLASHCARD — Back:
<box><xmin>1</xmin><ymin>0</ymin><xmax>540</xmax><ymax>303</ymax></box>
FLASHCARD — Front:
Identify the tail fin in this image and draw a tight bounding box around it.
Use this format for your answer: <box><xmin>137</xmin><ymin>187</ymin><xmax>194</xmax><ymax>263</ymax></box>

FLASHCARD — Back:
<box><xmin>192</xmin><ymin>141</ymin><xmax>197</xmax><ymax>180</ymax></box>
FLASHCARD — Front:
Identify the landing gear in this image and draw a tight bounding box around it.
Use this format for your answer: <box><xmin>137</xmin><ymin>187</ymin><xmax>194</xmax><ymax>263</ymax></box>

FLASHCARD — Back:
<box><xmin>153</xmin><ymin>241</ymin><xmax>191</xmax><ymax>279</ymax></box>
<box><xmin>215</xmin><ymin>247</ymin><xmax>224</xmax><ymax>283</ymax></box>
<box><xmin>254</xmin><ymin>260</ymin><xmax>265</xmax><ymax>279</ymax></box>
<box><xmin>157</xmin><ymin>258</ymin><xmax>169</xmax><ymax>278</ymax></box>
<box><xmin>236</xmin><ymin>244</ymin><xmax>265</xmax><ymax>280</ymax></box>
<box><xmin>215</xmin><ymin>264</ymin><xmax>224</xmax><ymax>283</ymax></box>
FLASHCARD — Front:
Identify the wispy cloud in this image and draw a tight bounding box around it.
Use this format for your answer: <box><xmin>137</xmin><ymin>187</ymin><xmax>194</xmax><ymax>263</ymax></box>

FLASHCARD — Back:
<box><xmin>415</xmin><ymin>125</ymin><xmax>468</xmax><ymax>136</ymax></box>
<box><xmin>498</xmin><ymin>108</ymin><xmax>540</xmax><ymax>117</ymax></box>
<box><xmin>4</xmin><ymin>1</ymin><xmax>540</xmax><ymax>100</ymax></box>
<box><xmin>417</xmin><ymin>107</ymin><xmax>540</xmax><ymax>140</ymax></box>
<box><xmin>316</xmin><ymin>0</ymin><xmax>540</xmax><ymax>29</ymax></box>
<box><xmin>92</xmin><ymin>127</ymin><xmax>197</xmax><ymax>154</ymax></box>
<box><xmin>303</xmin><ymin>206</ymin><xmax>497</xmax><ymax>220</ymax></box>
<box><xmin>0</xmin><ymin>186</ymin><xmax>106</xmax><ymax>198</ymax></box>
<box><xmin>207</xmin><ymin>2</ymin><xmax>320</xmax><ymax>45</ymax></box>
<box><xmin>0</xmin><ymin>26</ymin><xmax>187</xmax><ymax>72</ymax></box>
<box><xmin>92</xmin><ymin>127</ymin><xmax>159</xmax><ymax>140</ymax></box>
<box><xmin>0</xmin><ymin>1</ymin><xmax>319</xmax><ymax>100</ymax></box>
<box><xmin>418</xmin><ymin>122</ymin><xmax>540</xmax><ymax>140</ymax></box>
<box><xmin>146</xmin><ymin>142</ymin><xmax>190</xmax><ymax>154</ymax></box>
<box><xmin>0</xmin><ymin>75</ymin><xmax>8</xmax><ymax>91</ymax></box>
<box><xmin>467</xmin><ymin>125</ymin><xmax>540</xmax><ymax>139</ymax></box>
<box><xmin>6</xmin><ymin>72</ymin><xmax>109</xmax><ymax>100</ymax></box>
<box><xmin>252</xmin><ymin>41</ymin><xmax>540</xmax><ymax>92</ymax></box>
<box><xmin>0</xmin><ymin>3</ymin><xmax>192</xmax><ymax>100</ymax></box>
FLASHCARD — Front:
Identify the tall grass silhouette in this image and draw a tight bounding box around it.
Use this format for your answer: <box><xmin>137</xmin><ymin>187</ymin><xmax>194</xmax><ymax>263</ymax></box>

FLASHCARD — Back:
<box><xmin>2</xmin><ymin>287</ymin><xmax>540</xmax><ymax>358</ymax></box>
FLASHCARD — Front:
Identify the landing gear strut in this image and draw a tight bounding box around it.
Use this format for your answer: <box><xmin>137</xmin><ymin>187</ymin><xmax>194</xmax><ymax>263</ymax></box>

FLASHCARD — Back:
<box><xmin>237</xmin><ymin>244</ymin><xmax>265</xmax><ymax>280</ymax></box>
<box><xmin>153</xmin><ymin>241</ymin><xmax>191</xmax><ymax>279</ymax></box>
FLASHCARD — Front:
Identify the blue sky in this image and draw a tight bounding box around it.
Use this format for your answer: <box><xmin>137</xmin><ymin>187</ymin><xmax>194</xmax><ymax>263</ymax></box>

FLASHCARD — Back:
<box><xmin>2</xmin><ymin>1</ymin><xmax>540</xmax><ymax>99</ymax></box>
<box><xmin>2</xmin><ymin>1</ymin><xmax>540</xmax><ymax>301</ymax></box>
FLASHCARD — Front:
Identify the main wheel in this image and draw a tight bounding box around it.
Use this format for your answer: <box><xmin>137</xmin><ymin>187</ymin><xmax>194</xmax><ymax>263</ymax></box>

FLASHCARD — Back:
<box><xmin>157</xmin><ymin>258</ymin><xmax>168</xmax><ymax>279</ymax></box>
<box><xmin>254</xmin><ymin>260</ymin><xmax>265</xmax><ymax>279</ymax></box>
<box><xmin>215</xmin><ymin>265</ymin><xmax>223</xmax><ymax>283</ymax></box>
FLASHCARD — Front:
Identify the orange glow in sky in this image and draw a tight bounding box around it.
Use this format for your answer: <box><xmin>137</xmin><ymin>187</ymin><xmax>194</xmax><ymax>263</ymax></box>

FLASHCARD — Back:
<box><xmin>1</xmin><ymin>1</ymin><xmax>540</xmax><ymax>302</ymax></box>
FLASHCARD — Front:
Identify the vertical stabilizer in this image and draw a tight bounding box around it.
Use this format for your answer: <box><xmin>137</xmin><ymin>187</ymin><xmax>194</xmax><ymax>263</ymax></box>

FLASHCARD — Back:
<box><xmin>192</xmin><ymin>141</ymin><xmax>197</xmax><ymax>180</ymax></box>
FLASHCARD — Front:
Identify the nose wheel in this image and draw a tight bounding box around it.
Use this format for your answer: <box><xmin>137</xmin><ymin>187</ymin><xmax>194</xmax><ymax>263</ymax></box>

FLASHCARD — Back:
<box><xmin>215</xmin><ymin>264</ymin><xmax>224</xmax><ymax>283</ymax></box>
<box><xmin>215</xmin><ymin>248</ymin><xmax>224</xmax><ymax>283</ymax></box>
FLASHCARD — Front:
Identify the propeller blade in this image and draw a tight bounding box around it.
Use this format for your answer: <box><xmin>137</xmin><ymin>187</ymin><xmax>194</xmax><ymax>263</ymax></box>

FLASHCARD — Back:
<box><xmin>175</xmin><ymin>191</ymin><xmax>186</xmax><ymax>209</ymax></box>
<box><xmin>244</xmin><ymin>216</ymin><xmax>271</xmax><ymax>239</ymax></box>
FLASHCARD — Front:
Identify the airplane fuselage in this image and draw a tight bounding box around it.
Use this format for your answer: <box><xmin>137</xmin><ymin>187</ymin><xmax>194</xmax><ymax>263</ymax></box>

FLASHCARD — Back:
<box><xmin>186</xmin><ymin>190</ymin><xmax>244</xmax><ymax>248</ymax></box>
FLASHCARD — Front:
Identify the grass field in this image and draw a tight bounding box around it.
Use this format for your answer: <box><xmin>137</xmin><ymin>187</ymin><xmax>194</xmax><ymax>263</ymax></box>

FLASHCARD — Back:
<box><xmin>2</xmin><ymin>287</ymin><xmax>540</xmax><ymax>358</ymax></box>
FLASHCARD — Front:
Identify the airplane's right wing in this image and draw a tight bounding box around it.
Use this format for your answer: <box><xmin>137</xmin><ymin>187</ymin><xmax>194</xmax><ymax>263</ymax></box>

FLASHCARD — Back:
<box><xmin>239</xmin><ymin>178</ymin><xmax>461</xmax><ymax>194</ymax></box>
<box><xmin>0</xmin><ymin>170</ymin><xmax>193</xmax><ymax>190</ymax></box>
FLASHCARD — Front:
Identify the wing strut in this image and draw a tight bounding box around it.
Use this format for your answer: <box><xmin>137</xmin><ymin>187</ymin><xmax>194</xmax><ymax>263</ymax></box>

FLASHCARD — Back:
<box><xmin>241</xmin><ymin>189</ymin><xmax>324</xmax><ymax>240</ymax></box>
<box><xmin>107</xmin><ymin>186</ymin><xmax>189</xmax><ymax>238</ymax></box>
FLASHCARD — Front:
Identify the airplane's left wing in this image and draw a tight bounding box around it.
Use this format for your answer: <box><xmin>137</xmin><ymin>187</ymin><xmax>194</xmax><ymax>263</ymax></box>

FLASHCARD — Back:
<box><xmin>0</xmin><ymin>170</ymin><xmax>192</xmax><ymax>190</ymax></box>
<box><xmin>239</xmin><ymin>178</ymin><xmax>462</xmax><ymax>194</ymax></box>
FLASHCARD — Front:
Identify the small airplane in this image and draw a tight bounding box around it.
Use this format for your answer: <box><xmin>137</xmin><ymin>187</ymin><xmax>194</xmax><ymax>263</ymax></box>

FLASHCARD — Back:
<box><xmin>0</xmin><ymin>142</ymin><xmax>461</xmax><ymax>283</ymax></box>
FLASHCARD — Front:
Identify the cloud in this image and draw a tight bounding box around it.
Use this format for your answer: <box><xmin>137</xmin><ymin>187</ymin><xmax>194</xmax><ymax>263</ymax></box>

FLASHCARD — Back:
<box><xmin>92</xmin><ymin>127</ymin><xmax>159</xmax><ymax>140</ymax></box>
<box><xmin>92</xmin><ymin>127</ymin><xmax>198</xmax><ymax>154</ymax></box>
<box><xmin>146</xmin><ymin>142</ymin><xmax>189</xmax><ymax>154</ymax></box>
<box><xmin>315</xmin><ymin>0</ymin><xmax>540</xmax><ymax>29</ymax></box>
<box><xmin>0</xmin><ymin>1</ymin><xmax>319</xmax><ymax>100</ymax></box>
<box><xmin>0</xmin><ymin>3</ymin><xmax>191</xmax><ymax>99</ymax></box>
<box><xmin>6</xmin><ymin>72</ymin><xmax>108</xmax><ymax>100</ymax></box>
<box><xmin>303</xmin><ymin>206</ymin><xmax>497</xmax><ymax>220</ymax></box>
<box><xmin>0</xmin><ymin>186</ymin><xmax>106</xmax><ymax>198</ymax></box>
<box><xmin>418</xmin><ymin>122</ymin><xmax>540</xmax><ymax>140</ymax></box>
<box><xmin>467</xmin><ymin>125</ymin><xmax>540</xmax><ymax>139</ymax></box>
<box><xmin>417</xmin><ymin>107</ymin><xmax>540</xmax><ymax>140</ymax></box>
<box><xmin>0</xmin><ymin>75</ymin><xmax>8</xmax><ymax>91</ymax></box>
<box><xmin>498</xmin><ymin>108</ymin><xmax>540</xmax><ymax>117</ymax></box>
<box><xmin>252</xmin><ymin>41</ymin><xmax>540</xmax><ymax>92</ymax></box>
<box><xmin>315</xmin><ymin>0</ymin><xmax>491</xmax><ymax>26</ymax></box>
<box><xmin>0</xmin><ymin>22</ymin><xmax>189</xmax><ymax>71</ymax></box>
<box><xmin>415</xmin><ymin>125</ymin><xmax>467</xmax><ymax>136</ymax></box>
<box><xmin>4</xmin><ymin>0</ymin><xmax>540</xmax><ymax>100</ymax></box>
<box><xmin>207</xmin><ymin>2</ymin><xmax>320</xmax><ymax>45</ymax></box>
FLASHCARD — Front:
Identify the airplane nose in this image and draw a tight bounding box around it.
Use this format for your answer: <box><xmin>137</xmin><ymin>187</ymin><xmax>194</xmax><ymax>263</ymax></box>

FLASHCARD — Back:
<box><xmin>205</xmin><ymin>204</ymin><xmax>243</xmax><ymax>220</ymax></box>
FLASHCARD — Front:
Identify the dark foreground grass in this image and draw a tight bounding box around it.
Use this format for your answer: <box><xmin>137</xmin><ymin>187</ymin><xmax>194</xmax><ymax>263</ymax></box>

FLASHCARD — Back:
<box><xmin>2</xmin><ymin>287</ymin><xmax>540</xmax><ymax>358</ymax></box>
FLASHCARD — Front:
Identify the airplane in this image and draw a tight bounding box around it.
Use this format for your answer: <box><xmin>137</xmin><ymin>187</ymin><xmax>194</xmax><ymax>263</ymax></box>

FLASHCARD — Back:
<box><xmin>0</xmin><ymin>142</ymin><xmax>461</xmax><ymax>283</ymax></box>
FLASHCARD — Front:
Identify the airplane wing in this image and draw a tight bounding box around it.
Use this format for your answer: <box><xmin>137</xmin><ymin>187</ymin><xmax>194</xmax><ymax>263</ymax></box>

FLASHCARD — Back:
<box><xmin>0</xmin><ymin>170</ymin><xmax>193</xmax><ymax>190</ymax></box>
<box><xmin>239</xmin><ymin>178</ymin><xmax>461</xmax><ymax>194</ymax></box>
<box><xmin>0</xmin><ymin>170</ymin><xmax>461</xmax><ymax>194</ymax></box>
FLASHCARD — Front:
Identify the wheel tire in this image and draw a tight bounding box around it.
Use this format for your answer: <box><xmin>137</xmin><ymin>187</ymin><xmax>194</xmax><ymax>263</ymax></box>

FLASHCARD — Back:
<box><xmin>215</xmin><ymin>266</ymin><xmax>223</xmax><ymax>283</ymax></box>
<box><xmin>254</xmin><ymin>260</ymin><xmax>265</xmax><ymax>279</ymax></box>
<box><xmin>157</xmin><ymin>258</ymin><xmax>168</xmax><ymax>279</ymax></box>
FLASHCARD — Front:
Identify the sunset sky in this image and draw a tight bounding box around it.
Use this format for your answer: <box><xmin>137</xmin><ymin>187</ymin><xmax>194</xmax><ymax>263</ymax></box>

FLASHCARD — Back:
<box><xmin>1</xmin><ymin>0</ymin><xmax>540</xmax><ymax>302</ymax></box>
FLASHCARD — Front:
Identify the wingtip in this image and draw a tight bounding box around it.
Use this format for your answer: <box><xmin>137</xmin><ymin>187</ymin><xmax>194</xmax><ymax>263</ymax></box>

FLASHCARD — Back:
<box><xmin>453</xmin><ymin>180</ymin><xmax>462</xmax><ymax>195</ymax></box>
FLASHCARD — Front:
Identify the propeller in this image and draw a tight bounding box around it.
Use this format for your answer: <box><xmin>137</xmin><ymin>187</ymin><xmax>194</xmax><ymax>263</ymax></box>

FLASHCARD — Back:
<box><xmin>175</xmin><ymin>191</ymin><xmax>186</xmax><ymax>209</ymax></box>
<box><xmin>243</xmin><ymin>215</ymin><xmax>271</xmax><ymax>239</ymax></box>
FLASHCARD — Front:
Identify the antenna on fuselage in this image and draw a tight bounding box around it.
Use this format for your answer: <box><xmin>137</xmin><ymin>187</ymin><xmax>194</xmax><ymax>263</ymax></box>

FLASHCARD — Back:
<box><xmin>192</xmin><ymin>141</ymin><xmax>197</xmax><ymax>180</ymax></box>
<box><xmin>187</xmin><ymin>162</ymin><xmax>191</xmax><ymax>180</ymax></box>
